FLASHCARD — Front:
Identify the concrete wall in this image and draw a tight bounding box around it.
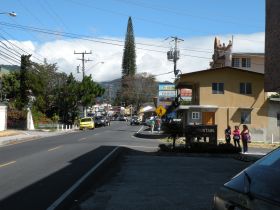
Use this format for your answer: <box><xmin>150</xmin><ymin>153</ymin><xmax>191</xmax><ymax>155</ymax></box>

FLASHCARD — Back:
<box><xmin>265</xmin><ymin>0</ymin><xmax>280</xmax><ymax>91</ymax></box>
<box><xmin>0</xmin><ymin>105</ymin><xmax>7</xmax><ymax>131</ymax></box>
<box><xmin>232</xmin><ymin>55</ymin><xmax>264</xmax><ymax>74</ymax></box>
<box><xmin>267</xmin><ymin>101</ymin><xmax>280</xmax><ymax>143</ymax></box>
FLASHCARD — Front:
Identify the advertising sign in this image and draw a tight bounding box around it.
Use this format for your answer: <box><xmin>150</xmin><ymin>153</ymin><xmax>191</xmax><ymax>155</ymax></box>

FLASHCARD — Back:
<box><xmin>158</xmin><ymin>83</ymin><xmax>176</xmax><ymax>107</ymax></box>
<box><xmin>179</xmin><ymin>88</ymin><xmax>192</xmax><ymax>101</ymax></box>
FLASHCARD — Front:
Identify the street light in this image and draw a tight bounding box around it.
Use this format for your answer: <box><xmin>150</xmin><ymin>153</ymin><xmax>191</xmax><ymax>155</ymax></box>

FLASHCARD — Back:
<box><xmin>0</xmin><ymin>12</ymin><xmax>17</xmax><ymax>17</ymax></box>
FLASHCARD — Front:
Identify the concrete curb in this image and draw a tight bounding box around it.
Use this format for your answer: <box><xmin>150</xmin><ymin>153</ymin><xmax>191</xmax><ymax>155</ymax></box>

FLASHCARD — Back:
<box><xmin>0</xmin><ymin>130</ymin><xmax>77</xmax><ymax>147</ymax></box>
<box><xmin>46</xmin><ymin>146</ymin><xmax>124</xmax><ymax>210</ymax></box>
<box><xmin>134</xmin><ymin>132</ymin><xmax>169</xmax><ymax>139</ymax></box>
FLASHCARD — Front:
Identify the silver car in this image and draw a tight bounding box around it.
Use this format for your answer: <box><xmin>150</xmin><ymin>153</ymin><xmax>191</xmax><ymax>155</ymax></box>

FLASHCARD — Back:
<box><xmin>213</xmin><ymin>147</ymin><xmax>280</xmax><ymax>210</ymax></box>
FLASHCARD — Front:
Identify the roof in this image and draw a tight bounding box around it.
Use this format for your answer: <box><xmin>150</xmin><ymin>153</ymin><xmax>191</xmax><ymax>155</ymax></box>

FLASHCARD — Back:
<box><xmin>232</xmin><ymin>52</ymin><xmax>264</xmax><ymax>57</ymax></box>
<box><xmin>179</xmin><ymin>66</ymin><xmax>264</xmax><ymax>77</ymax></box>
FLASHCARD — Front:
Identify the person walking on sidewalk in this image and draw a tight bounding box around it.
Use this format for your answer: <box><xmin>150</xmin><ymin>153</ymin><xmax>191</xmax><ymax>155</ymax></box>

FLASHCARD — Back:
<box><xmin>225</xmin><ymin>126</ymin><xmax>231</xmax><ymax>144</ymax></box>
<box><xmin>150</xmin><ymin>116</ymin><xmax>155</xmax><ymax>133</ymax></box>
<box><xmin>241</xmin><ymin>124</ymin><xmax>250</xmax><ymax>153</ymax></box>
<box><xmin>156</xmin><ymin>117</ymin><xmax>161</xmax><ymax>133</ymax></box>
<box><xmin>232</xmin><ymin>126</ymin><xmax>241</xmax><ymax>148</ymax></box>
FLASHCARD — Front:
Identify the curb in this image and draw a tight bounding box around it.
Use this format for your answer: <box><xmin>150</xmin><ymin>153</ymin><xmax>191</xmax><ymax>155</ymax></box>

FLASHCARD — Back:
<box><xmin>46</xmin><ymin>146</ymin><xmax>124</xmax><ymax>210</ymax></box>
<box><xmin>0</xmin><ymin>130</ymin><xmax>77</xmax><ymax>147</ymax></box>
<box><xmin>134</xmin><ymin>132</ymin><xmax>169</xmax><ymax>139</ymax></box>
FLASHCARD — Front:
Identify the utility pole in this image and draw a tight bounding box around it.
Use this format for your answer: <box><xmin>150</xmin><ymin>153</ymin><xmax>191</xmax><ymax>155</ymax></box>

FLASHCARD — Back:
<box><xmin>166</xmin><ymin>36</ymin><xmax>184</xmax><ymax>77</ymax></box>
<box><xmin>74</xmin><ymin>51</ymin><xmax>92</xmax><ymax>117</ymax></box>
<box><xmin>74</xmin><ymin>51</ymin><xmax>93</xmax><ymax>79</ymax></box>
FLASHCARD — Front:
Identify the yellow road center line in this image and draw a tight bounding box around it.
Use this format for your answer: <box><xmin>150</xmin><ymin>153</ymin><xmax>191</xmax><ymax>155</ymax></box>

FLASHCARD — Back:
<box><xmin>0</xmin><ymin>160</ymin><xmax>16</xmax><ymax>168</ymax></box>
<box><xmin>48</xmin><ymin>146</ymin><xmax>62</xmax><ymax>152</ymax></box>
<box><xmin>78</xmin><ymin>138</ymin><xmax>87</xmax><ymax>142</ymax></box>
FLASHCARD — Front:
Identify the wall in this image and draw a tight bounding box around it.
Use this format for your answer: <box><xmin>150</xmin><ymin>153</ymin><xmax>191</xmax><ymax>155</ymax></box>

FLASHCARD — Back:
<box><xmin>0</xmin><ymin>105</ymin><xmax>7</xmax><ymax>131</ymax></box>
<box><xmin>265</xmin><ymin>0</ymin><xmax>280</xmax><ymax>91</ymax></box>
<box><xmin>267</xmin><ymin>101</ymin><xmax>280</xmax><ymax>143</ymax></box>
<box><xmin>178</xmin><ymin>68</ymin><xmax>268</xmax><ymax>140</ymax></box>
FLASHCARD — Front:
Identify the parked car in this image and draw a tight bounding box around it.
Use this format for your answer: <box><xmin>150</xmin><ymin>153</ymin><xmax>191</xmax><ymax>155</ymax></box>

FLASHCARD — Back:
<box><xmin>212</xmin><ymin>147</ymin><xmax>280</xmax><ymax>210</ymax></box>
<box><xmin>79</xmin><ymin>117</ymin><xmax>95</xmax><ymax>130</ymax></box>
<box><xmin>94</xmin><ymin>116</ymin><xmax>106</xmax><ymax>127</ymax></box>
<box><xmin>130</xmin><ymin>116</ymin><xmax>141</xmax><ymax>125</ymax></box>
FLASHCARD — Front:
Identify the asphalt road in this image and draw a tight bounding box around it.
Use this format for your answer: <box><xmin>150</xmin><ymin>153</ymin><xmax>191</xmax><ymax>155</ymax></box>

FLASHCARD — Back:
<box><xmin>0</xmin><ymin>121</ymin><xmax>160</xmax><ymax>210</ymax></box>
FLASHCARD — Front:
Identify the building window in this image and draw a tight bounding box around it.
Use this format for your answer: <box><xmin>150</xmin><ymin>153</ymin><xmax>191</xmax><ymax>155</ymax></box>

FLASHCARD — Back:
<box><xmin>192</xmin><ymin>112</ymin><xmax>200</xmax><ymax>120</ymax></box>
<box><xmin>241</xmin><ymin>111</ymin><xmax>251</xmax><ymax>124</ymax></box>
<box><xmin>277</xmin><ymin>113</ymin><xmax>280</xmax><ymax>127</ymax></box>
<box><xmin>212</xmin><ymin>83</ymin><xmax>224</xmax><ymax>94</ymax></box>
<box><xmin>232</xmin><ymin>58</ymin><xmax>240</xmax><ymax>67</ymax></box>
<box><xmin>242</xmin><ymin>58</ymin><xmax>251</xmax><ymax>68</ymax></box>
<box><xmin>240</xmin><ymin>83</ymin><xmax>252</xmax><ymax>94</ymax></box>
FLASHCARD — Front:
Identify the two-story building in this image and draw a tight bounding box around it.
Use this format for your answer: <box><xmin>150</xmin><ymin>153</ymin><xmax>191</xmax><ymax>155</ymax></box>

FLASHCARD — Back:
<box><xmin>175</xmin><ymin>66</ymin><xmax>279</xmax><ymax>142</ymax></box>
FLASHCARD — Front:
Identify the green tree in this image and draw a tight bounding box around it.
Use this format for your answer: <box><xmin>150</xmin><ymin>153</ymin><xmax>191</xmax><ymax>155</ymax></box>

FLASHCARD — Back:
<box><xmin>122</xmin><ymin>16</ymin><xmax>136</xmax><ymax>77</ymax></box>
<box><xmin>79</xmin><ymin>75</ymin><xmax>105</xmax><ymax>117</ymax></box>
<box><xmin>19</xmin><ymin>54</ymin><xmax>32</xmax><ymax>109</ymax></box>
<box><xmin>1</xmin><ymin>71</ymin><xmax>20</xmax><ymax>100</ymax></box>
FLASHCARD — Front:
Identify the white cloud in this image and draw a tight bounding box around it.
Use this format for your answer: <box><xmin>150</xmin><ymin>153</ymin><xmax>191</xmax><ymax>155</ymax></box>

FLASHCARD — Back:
<box><xmin>1</xmin><ymin>32</ymin><xmax>264</xmax><ymax>82</ymax></box>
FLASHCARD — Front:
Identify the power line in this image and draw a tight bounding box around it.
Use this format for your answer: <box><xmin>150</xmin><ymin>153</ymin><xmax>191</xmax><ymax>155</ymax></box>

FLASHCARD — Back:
<box><xmin>0</xmin><ymin>29</ymin><xmax>45</xmax><ymax>63</ymax></box>
<box><xmin>0</xmin><ymin>22</ymin><xmax>212</xmax><ymax>60</ymax></box>
<box><xmin>0</xmin><ymin>54</ymin><xmax>19</xmax><ymax>65</ymax></box>
<box><xmin>113</xmin><ymin>0</ymin><xmax>263</xmax><ymax>28</ymax></box>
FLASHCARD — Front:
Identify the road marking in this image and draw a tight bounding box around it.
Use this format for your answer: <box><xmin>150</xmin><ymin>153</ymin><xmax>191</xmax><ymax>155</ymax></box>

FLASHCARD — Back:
<box><xmin>48</xmin><ymin>145</ymin><xmax>62</xmax><ymax>152</ymax></box>
<box><xmin>0</xmin><ymin>160</ymin><xmax>16</xmax><ymax>168</ymax></box>
<box><xmin>78</xmin><ymin>137</ymin><xmax>87</xmax><ymax>142</ymax></box>
<box><xmin>46</xmin><ymin>146</ymin><xmax>120</xmax><ymax>210</ymax></box>
<box><xmin>136</xmin><ymin>125</ymin><xmax>144</xmax><ymax>133</ymax></box>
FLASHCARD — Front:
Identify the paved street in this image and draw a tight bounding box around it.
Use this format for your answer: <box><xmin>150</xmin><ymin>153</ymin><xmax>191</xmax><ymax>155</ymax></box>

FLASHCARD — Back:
<box><xmin>78</xmin><ymin>154</ymin><xmax>250</xmax><ymax>210</ymax></box>
<box><xmin>0</xmin><ymin>121</ymin><xmax>160</xmax><ymax>210</ymax></box>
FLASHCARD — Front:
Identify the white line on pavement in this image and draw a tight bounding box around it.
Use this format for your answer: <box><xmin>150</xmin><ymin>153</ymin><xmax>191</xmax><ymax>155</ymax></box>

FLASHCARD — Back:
<box><xmin>46</xmin><ymin>146</ymin><xmax>120</xmax><ymax>210</ymax></box>
<box><xmin>48</xmin><ymin>145</ymin><xmax>62</xmax><ymax>152</ymax></box>
<box><xmin>78</xmin><ymin>137</ymin><xmax>87</xmax><ymax>142</ymax></box>
<box><xmin>0</xmin><ymin>160</ymin><xmax>16</xmax><ymax>168</ymax></box>
<box><xmin>136</xmin><ymin>126</ymin><xmax>144</xmax><ymax>134</ymax></box>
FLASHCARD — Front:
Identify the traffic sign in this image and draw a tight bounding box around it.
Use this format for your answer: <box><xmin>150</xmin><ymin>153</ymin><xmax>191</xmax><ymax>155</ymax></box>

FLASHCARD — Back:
<box><xmin>155</xmin><ymin>105</ymin><xmax>166</xmax><ymax>117</ymax></box>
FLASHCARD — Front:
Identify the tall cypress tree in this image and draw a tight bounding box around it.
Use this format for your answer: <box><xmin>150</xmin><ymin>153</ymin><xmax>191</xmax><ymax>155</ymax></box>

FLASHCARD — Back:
<box><xmin>122</xmin><ymin>17</ymin><xmax>136</xmax><ymax>77</ymax></box>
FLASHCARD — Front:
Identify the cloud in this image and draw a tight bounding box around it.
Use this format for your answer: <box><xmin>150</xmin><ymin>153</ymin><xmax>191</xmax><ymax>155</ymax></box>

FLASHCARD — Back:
<box><xmin>1</xmin><ymin>32</ymin><xmax>264</xmax><ymax>82</ymax></box>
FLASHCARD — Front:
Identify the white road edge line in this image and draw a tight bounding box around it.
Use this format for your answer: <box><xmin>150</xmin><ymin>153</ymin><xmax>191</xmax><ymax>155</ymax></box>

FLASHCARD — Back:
<box><xmin>0</xmin><ymin>160</ymin><xmax>16</xmax><ymax>168</ymax></box>
<box><xmin>46</xmin><ymin>146</ymin><xmax>120</xmax><ymax>210</ymax></box>
<box><xmin>136</xmin><ymin>125</ymin><xmax>144</xmax><ymax>134</ymax></box>
<box><xmin>48</xmin><ymin>146</ymin><xmax>62</xmax><ymax>152</ymax></box>
<box><xmin>78</xmin><ymin>137</ymin><xmax>87</xmax><ymax>142</ymax></box>
<box><xmin>119</xmin><ymin>145</ymin><xmax>158</xmax><ymax>149</ymax></box>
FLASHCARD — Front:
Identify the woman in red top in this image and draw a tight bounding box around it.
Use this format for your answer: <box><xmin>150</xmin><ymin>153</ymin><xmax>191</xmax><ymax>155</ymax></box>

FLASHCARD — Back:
<box><xmin>241</xmin><ymin>124</ymin><xmax>250</xmax><ymax>153</ymax></box>
<box><xmin>232</xmin><ymin>126</ymin><xmax>241</xmax><ymax>148</ymax></box>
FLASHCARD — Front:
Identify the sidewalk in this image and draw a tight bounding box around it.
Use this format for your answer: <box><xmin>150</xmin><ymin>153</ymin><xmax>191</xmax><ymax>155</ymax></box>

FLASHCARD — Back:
<box><xmin>0</xmin><ymin>129</ymin><xmax>76</xmax><ymax>147</ymax></box>
<box><xmin>78</xmin><ymin>152</ymin><xmax>251</xmax><ymax>210</ymax></box>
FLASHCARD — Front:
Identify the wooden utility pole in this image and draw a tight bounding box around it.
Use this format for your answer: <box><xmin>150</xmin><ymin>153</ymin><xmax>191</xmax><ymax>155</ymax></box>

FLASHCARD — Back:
<box><xmin>74</xmin><ymin>51</ymin><xmax>92</xmax><ymax>79</ymax></box>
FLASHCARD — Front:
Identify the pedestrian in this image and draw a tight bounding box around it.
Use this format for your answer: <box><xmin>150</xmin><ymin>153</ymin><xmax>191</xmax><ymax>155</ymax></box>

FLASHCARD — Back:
<box><xmin>150</xmin><ymin>116</ymin><xmax>155</xmax><ymax>133</ymax></box>
<box><xmin>225</xmin><ymin>126</ymin><xmax>231</xmax><ymax>144</ymax></box>
<box><xmin>232</xmin><ymin>126</ymin><xmax>241</xmax><ymax>148</ymax></box>
<box><xmin>156</xmin><ymin>117</ymin><xmax>161</xmax><ymax>133</ymax></box>
<box><xmin>241</xmin><ymin>124</ymin><xmax>251</xmax><ymax>153</ymax></box>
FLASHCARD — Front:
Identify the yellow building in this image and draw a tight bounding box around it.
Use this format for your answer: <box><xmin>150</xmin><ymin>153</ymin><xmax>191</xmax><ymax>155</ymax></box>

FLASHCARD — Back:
<box><xmin>175</xmin><ymin>66</ymin><xmax>268</xmax><ymax>140</ymax></box>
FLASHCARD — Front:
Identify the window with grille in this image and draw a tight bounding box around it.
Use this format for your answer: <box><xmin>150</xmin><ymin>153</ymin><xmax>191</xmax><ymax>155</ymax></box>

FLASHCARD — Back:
<box><xmin>232</xmin><ymin>58</ymin><xmax>240</xmax><ymax>67</ymax></box>
<box><xmin>242</xmin><ymin>58</ymin><xmax>251</xmax><ymax>68</ymax></box>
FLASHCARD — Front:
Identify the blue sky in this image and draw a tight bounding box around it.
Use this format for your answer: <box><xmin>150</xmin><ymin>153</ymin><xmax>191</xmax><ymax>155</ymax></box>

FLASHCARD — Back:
<box><xmin>0</xmin><ymin>0</ymin><xmax>265</xmax><ymax>82</ymax></box>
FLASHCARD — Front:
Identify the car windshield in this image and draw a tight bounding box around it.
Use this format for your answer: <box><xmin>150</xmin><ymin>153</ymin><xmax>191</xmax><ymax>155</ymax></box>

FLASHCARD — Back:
<box><xmin>225</xmin><ymin>148</ymin><xmax>280</xmax><ymax>203</ymax></box>
<box><xmin>81</xmin><ymin>118</ymin><xmax>92</xmax><ymax>122</ymax></box>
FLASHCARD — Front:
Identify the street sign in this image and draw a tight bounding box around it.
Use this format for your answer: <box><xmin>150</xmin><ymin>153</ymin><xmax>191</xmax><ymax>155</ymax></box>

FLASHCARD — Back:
<box><xmin>155</xmin><ymin>105</ymin><xmax>166</xmax><ymax>117</ymax></box>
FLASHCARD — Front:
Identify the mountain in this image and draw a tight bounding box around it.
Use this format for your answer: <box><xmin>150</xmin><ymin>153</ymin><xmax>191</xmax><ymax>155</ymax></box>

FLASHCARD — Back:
<box><xmin>99</xmin><ymin>78</ymin><xmax>122</xmax><ymax>102</ymax></box>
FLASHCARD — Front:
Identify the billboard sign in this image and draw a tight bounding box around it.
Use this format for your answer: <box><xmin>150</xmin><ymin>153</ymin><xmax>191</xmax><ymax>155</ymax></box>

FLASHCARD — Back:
<box><xmin>158</xmin><ymin>83</ymin><xmax>176</xmax><ymax>107</ymax></box>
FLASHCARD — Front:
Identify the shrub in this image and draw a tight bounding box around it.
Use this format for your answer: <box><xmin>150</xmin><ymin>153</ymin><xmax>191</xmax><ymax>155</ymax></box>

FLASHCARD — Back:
<box><xmin>158</xmin><ymin>142</ymin><xmax>241</xmax><ymax>154</ymax></box>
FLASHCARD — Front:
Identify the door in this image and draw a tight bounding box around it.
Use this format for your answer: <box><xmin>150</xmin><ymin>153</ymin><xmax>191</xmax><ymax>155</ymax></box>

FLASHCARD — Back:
<box><xmin>202</xmin><ymin>112</ymin><xmax>215</xmax><ymax>125</ymax></box>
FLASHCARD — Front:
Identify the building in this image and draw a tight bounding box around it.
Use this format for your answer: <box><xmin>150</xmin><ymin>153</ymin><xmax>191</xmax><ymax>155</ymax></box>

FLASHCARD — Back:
<box><xmin>265</xmin><ymin>0</ymin><xmax>280</xmax><ymax>92</ymax></box>
<box><xmin>175</xmin><ymin>66</ymin><xmax>280</xmax><ymax>142</ymax></box>
<box><xmin>210</xmin><ymin>37</ymin><xmax>265</xmax><ymax>74</ymax></box>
